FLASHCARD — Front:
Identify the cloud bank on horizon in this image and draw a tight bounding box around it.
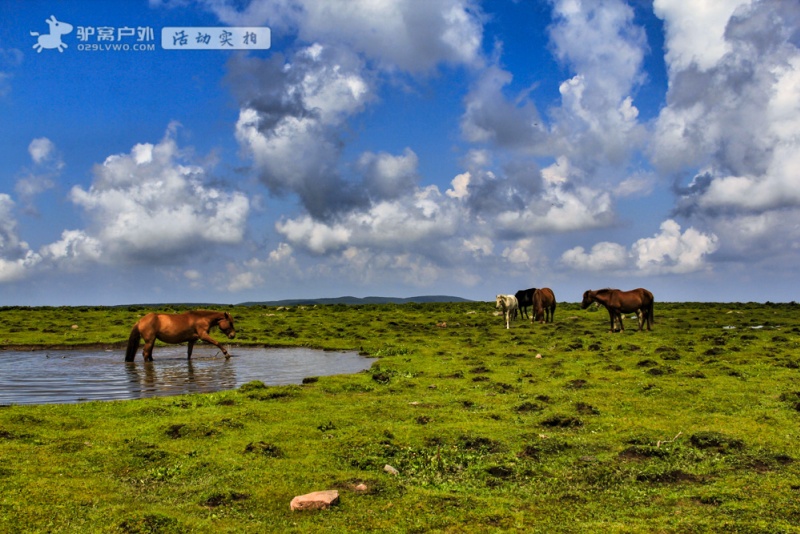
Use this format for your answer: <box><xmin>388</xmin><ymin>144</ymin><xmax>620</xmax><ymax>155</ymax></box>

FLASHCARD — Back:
<box><xmin>1</xmin><ymin>0</ymin><xmax>799</xmax><ymax>304</ymax></box>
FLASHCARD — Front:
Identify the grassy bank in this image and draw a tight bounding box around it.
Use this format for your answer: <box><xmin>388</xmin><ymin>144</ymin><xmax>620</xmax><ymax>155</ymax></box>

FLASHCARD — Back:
<box><xmin>1</xmin><ymin>302</ymin><xmax>799</xmax><ymax>532</ymax></box>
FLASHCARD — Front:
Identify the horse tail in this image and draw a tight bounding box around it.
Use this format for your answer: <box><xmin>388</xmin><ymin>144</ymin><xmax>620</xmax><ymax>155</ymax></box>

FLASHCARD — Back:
<box><xmin>125</xmin><ymin>325</ymin><xmax>141</xmax><ymax>362</ymax></box>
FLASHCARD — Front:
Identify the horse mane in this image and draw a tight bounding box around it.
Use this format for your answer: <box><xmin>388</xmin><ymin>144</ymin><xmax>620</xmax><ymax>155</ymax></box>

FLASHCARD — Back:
<box><xmin>187</xmin><ymin>310</ymin><xmax>231</xmax><ymax>326</ymax></box>
<box><xmin>596</xmin><ymin>288</ymin><xmax>618</xmax><ymax>295</ymax></box>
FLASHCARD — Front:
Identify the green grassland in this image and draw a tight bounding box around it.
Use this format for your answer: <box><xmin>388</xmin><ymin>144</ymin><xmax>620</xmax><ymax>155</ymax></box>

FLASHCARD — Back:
<box><xmin>0</xmin><ymin>301</ymin><xmax>799</xmax><ymax>533</ymax></box>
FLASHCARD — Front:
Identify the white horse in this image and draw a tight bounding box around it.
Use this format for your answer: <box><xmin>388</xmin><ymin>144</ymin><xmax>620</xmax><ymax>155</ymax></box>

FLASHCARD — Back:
<box><xmin>495</xmin><ymin>294</ymin><xmax>519</xmax><ymax>329</ymax></box>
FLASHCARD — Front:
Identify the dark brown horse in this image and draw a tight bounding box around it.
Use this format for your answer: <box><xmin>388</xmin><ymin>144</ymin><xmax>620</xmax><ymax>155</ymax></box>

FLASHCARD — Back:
<box><xmin>532</xmin><ymin>288</ymin><xmax>556</xmax><ymax>324</ymax></box>
<box><xmin>581</xmin><ymin>288</ymin><xmax>654</xmax><ymax>332</ymax></box>
<box><xmin>125</xmin><ymin>310</ymin><xmax>235</xmax><ymax>362</ymax></box>
<box><xmin>514</xmin><ymin>288</ymin><xmax>535</xmax><ymax>319</ymax></box>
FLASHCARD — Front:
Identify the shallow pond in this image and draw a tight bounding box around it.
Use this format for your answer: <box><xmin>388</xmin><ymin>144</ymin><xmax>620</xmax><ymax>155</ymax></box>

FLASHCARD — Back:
<box><xmin>0</xmin><ymin>346</ymin><xmax>374</xmax><ymax>405</ymax></box>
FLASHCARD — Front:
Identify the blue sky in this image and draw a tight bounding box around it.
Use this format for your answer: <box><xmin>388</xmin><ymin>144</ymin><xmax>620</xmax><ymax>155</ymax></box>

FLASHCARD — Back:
<box><xmin>1</xmin><ymin>0</ymin><xmax>798</xmax><ymax>305</ymax></box>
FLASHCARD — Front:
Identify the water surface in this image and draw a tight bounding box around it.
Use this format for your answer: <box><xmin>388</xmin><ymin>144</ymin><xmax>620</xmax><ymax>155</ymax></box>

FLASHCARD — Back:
<box><xmin>0</xmin><ymin>346</ymin><xmax>374</xmax><ymax>405</ymax></box>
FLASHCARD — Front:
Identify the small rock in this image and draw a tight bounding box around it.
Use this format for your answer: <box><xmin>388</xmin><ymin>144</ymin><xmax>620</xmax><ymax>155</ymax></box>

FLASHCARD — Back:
<box><xmin>535</xmin><ymin>353</ymin><xmax>542</xmax><ymax>359</ymax></box>
<box><xmin>290</xmin><ymin>490</ymin><xmax>339</xmax><ymax>511</ymax></box>
<box><xmin>384</xmin><ymin>464</ymin><xmax>399</xmax><ymax>476</ymax></box>
<box><xmin>354</xmin><ymin>483</ymin><xmax>368</xmax><ymax>492</ymax></box>
<box><xmin>71</xmin><ymin>325</ymin><xmax>79</xmax><ymax>330</ymax></box>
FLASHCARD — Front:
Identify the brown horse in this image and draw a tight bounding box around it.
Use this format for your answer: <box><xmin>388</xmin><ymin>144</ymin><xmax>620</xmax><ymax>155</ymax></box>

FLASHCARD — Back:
<box><xmin>581</xmin><ymin>288</ymin><xmax>654</xmax><ymax>332</ymax></box>
<box><xmin>125</xmin><ymin>310</ymin><xmax>235</xmax><ymax>362</ymax></box>
<box><xmin>531</xmin><ymin>288</ymin><xmax>556</xmax><ymax>324</ymax></box>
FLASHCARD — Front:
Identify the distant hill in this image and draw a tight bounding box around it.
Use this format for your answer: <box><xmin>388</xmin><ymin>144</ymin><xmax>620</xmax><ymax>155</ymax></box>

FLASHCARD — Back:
<box><xmin>237</xmin><ymin>295</ymin><xmax>473</xmax><ymax>307</ymax></box>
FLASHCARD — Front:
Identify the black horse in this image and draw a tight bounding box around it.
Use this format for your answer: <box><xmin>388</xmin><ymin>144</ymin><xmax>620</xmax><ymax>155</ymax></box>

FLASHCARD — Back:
<box><xmin>514</xmin><ymin>288</ymin><xmax>536</xmax><ymax>319</ymax></box>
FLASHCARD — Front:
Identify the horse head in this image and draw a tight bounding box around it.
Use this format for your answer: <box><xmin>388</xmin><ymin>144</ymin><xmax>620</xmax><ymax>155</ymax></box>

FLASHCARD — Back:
<box><xmin>218</xmin><ymin>312</ymin><xmax>236</xmax><ymax>339</ymax></box>
<box><xmin>580</xmin><ymin>290</ymin><xmax>595</xmax><ymax>309</ymax></box>
<box><xmin>47</xmin><ymin>15</ymin><xmax>73</xmax><ymax>35</ymax></box>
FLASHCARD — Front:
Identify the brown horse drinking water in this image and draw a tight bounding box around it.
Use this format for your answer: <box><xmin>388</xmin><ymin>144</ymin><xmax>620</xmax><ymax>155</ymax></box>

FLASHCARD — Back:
<box><xmin>125</xmin><ymin>310</ymin><xmax>235</xmax><ymax>362</ymax></box>
<box><xmin>581</xmin><ymin>288</ymin><xmax>654</xmax><ymax>332</ymax></box>
<box><xmin>532</xmin><ymin>287</ymin><xmax>556</xmax><ymax>324</ymax></box>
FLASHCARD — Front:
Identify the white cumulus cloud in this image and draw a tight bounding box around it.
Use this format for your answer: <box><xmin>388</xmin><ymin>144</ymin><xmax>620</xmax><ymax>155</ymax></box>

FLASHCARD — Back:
<box><xmin>561</xmin><ymin>241</ymin><xmax>629</xmax><ymax>272</ymax></box>
<box><xmin>562</xmin><ymin>219</ymin><xmax>718</xmax><ymax>275</ymax></box>
<box><xmin>205</xmin><ymin>0</ymin><xmax>484</xmax><ymax>73</ymax></box>
<box><xmin>0</xmin><ymin>194</ymin><xmax>42</xmax><ymax>282</ymax></box>
<box><xmin>359</xmin><ymin>148</ymin><xmax>420</xmax><ymax>201</ymax></box>
<box><xmin>653</xmin><ymin>0</ymin><xmax>753</xmax><ymax>73</ymax></box>
<box><xmin>69</xmin><ymin>127</ymin><xmax>249</xmax><ymax>264</ymax></box>
<box><xmin>631</xmin><ymin>220</ymin><xmax>719</xmax><ymax>274</ymax></box>
<box><xmin>650</xmin><ymin>0</ymin><xmax>800</xmax><ymax>267</ymax></box>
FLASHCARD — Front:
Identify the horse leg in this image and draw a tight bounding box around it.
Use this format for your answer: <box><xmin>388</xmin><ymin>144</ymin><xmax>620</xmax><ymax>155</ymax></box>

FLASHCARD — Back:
<box><xmin>198</xmin><ymin>332</ymin><xmax>230</xmax><ymax>357</ymax></box>
<box><xmin>609</xmin><ymin>311</ymin><xmax>623</xmax><ymax>332</ymax></box>
<box><xmin>636</xmin><ymin>309</ymin><xmax>644</xmax><ymax>331</ymax></box>
<box><xmin>142</xmin><ymin>339</ymin><xmax>155</xmax><ymax>362</ymax></box>
<box><xmin>187</xmin><ymin>340</ymin><xmax>195</xmax><ymax>360</ymax></box>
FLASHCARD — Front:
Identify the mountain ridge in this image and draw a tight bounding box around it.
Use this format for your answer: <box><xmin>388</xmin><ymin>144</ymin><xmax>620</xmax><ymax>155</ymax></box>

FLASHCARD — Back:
<box><xmin>237</xmin><ymin>295</ymin><xmax>473</xmax><ymax>306</ymax></box>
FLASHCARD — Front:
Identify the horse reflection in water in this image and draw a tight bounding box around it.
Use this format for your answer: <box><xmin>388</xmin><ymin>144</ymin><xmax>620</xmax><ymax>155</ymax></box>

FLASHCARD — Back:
<box><xmin>124</xmin><ymin>356</ymin><xmax>238</xmax><ymax>396</ymax></box>
<box><xmin>125</xmin><ymin>310</ymin><xmax>235</xmax><ymax>362</ymax></box>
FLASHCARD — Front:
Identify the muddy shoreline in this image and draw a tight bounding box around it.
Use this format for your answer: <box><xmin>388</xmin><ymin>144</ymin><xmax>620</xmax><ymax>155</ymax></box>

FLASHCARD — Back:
<box><xmin>0</xmin><ymin>343</ymin><xmax>359</xmax><ymax>353</ymax></box>
<box><xmin>0</xmin><ymin>343</ymin><xmax>127</xmax><ymax>352</ymax></box>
